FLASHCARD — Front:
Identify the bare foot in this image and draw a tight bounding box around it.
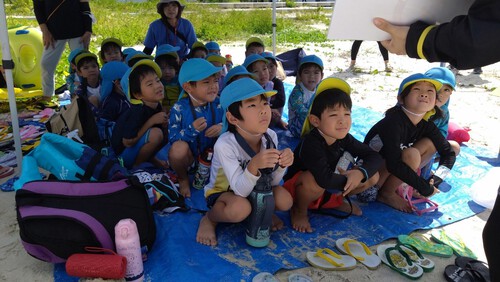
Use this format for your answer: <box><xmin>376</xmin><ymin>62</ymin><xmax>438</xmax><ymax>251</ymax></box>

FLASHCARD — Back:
<box><xmin>178</xmin><ymin>179</ymin><xmax>191</xmax><ymax>198</ymax></box>
<box><xmin>290</xmin><ymin>205</ymin><xmax>312</xmax><ymax>233</ymax></box>
<box><xmin>196</xmin><ymin>215</ymin><xmax>217</xmax><ymax>246</ymax></box>
<box><xmin>335</xmin><ymin>200</ymin><xmax>362</xmax><ymax>216</ymax></box>
<box><xmin>377</xmin><ymin>190</ymin><xmax>413</xmax><ymax>213</ymax></box>
<box><xmin>272</xmin><ymin>214</ymin><xmax>284</xmax><ymax>231</ymax></box>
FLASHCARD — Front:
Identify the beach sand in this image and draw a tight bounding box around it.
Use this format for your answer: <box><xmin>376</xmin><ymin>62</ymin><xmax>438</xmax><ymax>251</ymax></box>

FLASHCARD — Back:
<box><xmin>0</xmin><ymin>41</ymin><xmax>498</xmax><ymax>281</ymax></box>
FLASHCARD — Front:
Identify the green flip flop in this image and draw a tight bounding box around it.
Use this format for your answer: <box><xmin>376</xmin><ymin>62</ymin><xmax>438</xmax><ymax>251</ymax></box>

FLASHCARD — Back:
<box><xmin>398</xmin><ymin>234</ymin><xmax>453</xmax><ymax>258</ymax></box>
<box><xmin>430</xmin><ymin>230</ymin><xmax>477</xmax><ymax>259</ymax></box>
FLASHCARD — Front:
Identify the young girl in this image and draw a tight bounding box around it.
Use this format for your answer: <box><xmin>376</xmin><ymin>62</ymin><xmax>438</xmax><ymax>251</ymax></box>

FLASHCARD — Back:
<box><xmin>364</xmin><ymin>73</ymin><xmax>456</xmax><ymax>212</ymax></box>
<box><xmin>287</xmin><ymin>55</ymin><xmax>324</xmax><ymax>138</ymax></box>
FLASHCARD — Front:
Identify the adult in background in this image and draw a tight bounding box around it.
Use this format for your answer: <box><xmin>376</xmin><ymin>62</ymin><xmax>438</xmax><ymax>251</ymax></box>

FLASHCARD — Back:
<box><xmin>143</xmin><ymin>0</ymin><xmax>197</xmax><ymax>60</ymax></box>
<box><xmin>34</xmin><ymin>0</ymin><xmax>93</xmax><ymax>101</ymax></box>
<box><xmin>346</xmin><ymin>41</ymin><xmax>392</xmax><ymax>72</ymax></box>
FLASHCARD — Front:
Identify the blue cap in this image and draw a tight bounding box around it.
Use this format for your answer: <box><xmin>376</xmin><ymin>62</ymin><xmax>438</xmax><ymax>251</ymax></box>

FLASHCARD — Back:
<box><xmin>123</xmin><ymin>47</ymin><xmax>137</xmax><ymax>56</ymax></box>
<box><xmin>205</xmin><ymin>41</ymin><xmax>220</xmax><ymax>51</ymax></box>
<box><xmin>424</xmin><ymin>67</ymin><xmax>456</xmax><ymax>90</ymax></box>
<box><xmin>155</xmin><ymin>44</ymin><xmax>180</xmax><ymax>59</ymax></box>
<box><xmin>220</xmin><ymin>77</ymin><xmax>277</xmax><ymax>132</ymax></box>
<box><xmin>261</xmin><ymin>51</ymin><xmax>277</xmax><ymax>62</ymax></box>
<box><xmin>178</xmin><ymin>58</ymin><xmax>222</xmax><ymax>98</ymax></box>
<box><xmin>398</xmin><ymin>73</ymin><xmax>443</xmax><ymax>96</ymax></box>
<box><xmin>68</xmin><ymin>48</ymin><xmax>84</xmax><ymax>72</ymax></box>
<box><xmin>100</xmin><ymin>61</ymin><xmax>129</xmax><ymax>101</ymax></box>
<box><xmin>125</xmin><ymin>50</ymin><xmax>154</xmax><ymax>67</ymax></box>
<box><xmin>299</xmin><ymin>55</ymin><xmax>323</xmax><ymax>70</ymax></box>
<box><xmin>243</xmin><ymin>54</ymin><xmax>268</xmax><ymax>69</ymax></box>
<box><xmin>224</xmin><ymin>65</ymin><xmax>255</xmax><ymax>86</ymax></box>
<box><xmin>121</xmin><ymin>59</ymin><xmax>162</xmax><ymax>101</ymax></box>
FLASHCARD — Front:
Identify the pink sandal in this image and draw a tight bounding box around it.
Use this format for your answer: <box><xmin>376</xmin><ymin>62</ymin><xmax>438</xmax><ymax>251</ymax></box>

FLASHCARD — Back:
<box><xmin>397</xmin><ymin>184</ymin><xmax>438</xmax><ymax>216</ymax></box>
<box><xmin>0</xmin><ymin>165</ymin><xmax>14</xmax><ymax>179</ymax></box>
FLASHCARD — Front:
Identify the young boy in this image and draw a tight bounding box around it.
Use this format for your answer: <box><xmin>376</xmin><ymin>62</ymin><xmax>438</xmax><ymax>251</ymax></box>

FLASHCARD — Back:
<box><xmin>74</xmin><ymin>51</ymin><xmax>101</xmax><ymax>108</ymax></box>
<box><xmin>262</xmin><ymin>51</ymin><xmax>286</xmax><ymax>129</ymax></box>
<box><xmin>65</xmin><ymin>48</ymin><xmax>84</xmax><ymax>94</ymax></box>
<box><xmin>245</xmin><ymin>37</ymin><xmax>265</xmax><ymax>57</ymax></box>
<box><xmin>288</xmin><ymin>55</ymin><xmax>324</xmax><ymax>138</ymax></box>
<box><xmin>243</xmin><ymin>54</ymin><xmax>273</xmax><ymax>91</ymax></box>
<box><xmin>284</xmin><ymin>77</ymin><xmax>382</xmax><ymax>233</ymax></box>
<box><xmin>189</xmin><ymin>41</ymin><xmax>208</xmax><ymax>59</ymax></box>
<box><xmin>223</xmin><ymin>65</ymin><xmax>254</xmax><ymax>87</ymax></box>
<box><xmin>155</xmin><ymin>44</ymin><xmax>181</xmax><ymax>112</ymax></box>
<box><xmin>168</xmin><ymin>58</ymin><xmax>224</xmax><ymax>198</ymax></box>
<box><xmin>205</xmin><ymin>41</ymin><xmax>221</xmax><ymax>55</ymax></box>
<box><xmin>206</xmin><ymin>53</ymin><xmax>227</xmax><ymax>94</ymax></box>
<box><xmin>110</xmin><ymin>60</ymin><xmax>168</xmax><ymax>169</ymax></box>
<box><xmin>196</xmin><ymin>78</ymin><xmax>294</xmax><ymax>246</ymax></box>
<box><xmin>99</xmin><ymin>37</ymin><xmax>124</xmax><ymax>64</ymax></box>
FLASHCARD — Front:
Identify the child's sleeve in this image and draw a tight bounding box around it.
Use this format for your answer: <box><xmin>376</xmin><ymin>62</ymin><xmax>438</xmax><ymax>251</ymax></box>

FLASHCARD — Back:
<box><xmin>271</xmin><ymin>79</ymin><xmax>286</xmax><ymax>109</ymax></box>
<box><xmin>168</xmin><ymin>102</ymin><xmax>201</xmax><ymax>144</ymax></box>
<box><xmin>216</xmin><ymin>138</ymin><xmax>259</xmax><ymax>198</ymax></box>
<box><xmin>426</xmin><ymin>122</ymin><xmax>456</xmax><ymax>170</ymax></box>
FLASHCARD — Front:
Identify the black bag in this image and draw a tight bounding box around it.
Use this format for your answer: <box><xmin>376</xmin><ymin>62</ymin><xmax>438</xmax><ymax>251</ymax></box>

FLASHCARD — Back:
<box><xmin>16</xmin><ymin>178</ymin><xmax>156</xmax><ymax>263</ymax></box>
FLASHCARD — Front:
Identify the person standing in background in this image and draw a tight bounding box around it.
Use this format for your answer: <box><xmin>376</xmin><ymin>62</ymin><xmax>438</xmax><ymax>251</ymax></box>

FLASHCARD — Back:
<box><xmin>34</xmin><ymin>0</ymin><xmax>93</xmax><ymax>102</ymax></box>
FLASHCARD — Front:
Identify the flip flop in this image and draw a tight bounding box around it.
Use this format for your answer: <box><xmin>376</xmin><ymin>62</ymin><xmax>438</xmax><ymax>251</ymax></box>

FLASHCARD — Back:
<box><xmin>0</xmin><ymin>165</ymin><xmax>14</xmax><ymax>179</ymax></box>
<box><xmin>444</xmin><ymin>265</ymin><xmax>482</xmax><ymax>282</ymax></box>
<box><xmin>252</xmin><ymin>272</ymin><xmax>278</xmax><ymax>282</ymax></box>
<box><xmin>377</xmin><ymin>244</ymin><xmax>424</xmax><ymax>280</ymax></box>
<box><xmin>335</xmin><ymin>238</ymin><xmax>381</xmax><ymax>270</ymax></box>
<box><xmin>397</xmin><ymin>183</ymin><xmax>438</xmax><ymax>215</ymax></box>
<box><xmin>306</xmin><ymin>248</ymin><xmax>357</xmax><ymax>271</ymax></box>
<box><xmin>396</xmin><ymin>242</ymin><xmax>435</xmax><ymax>272</ymax></box>
<box><xmin>398</xmin><ymin>234</ymin><xmax>454</xmax><ymax>257</ymax></box>
<box><xmin>431</xmin><ymin>230</ymin><xmax>477</xmax><ymax>259</ymax></box>
<box><xmin>455</xmin><ymin>256</ymin><xmax>490</xmax><ymax>281</ymax></box>
<box><xmin>288</xmin><ymin>273</ymin><xmax>313</xmax><ymax>282</ymax></box>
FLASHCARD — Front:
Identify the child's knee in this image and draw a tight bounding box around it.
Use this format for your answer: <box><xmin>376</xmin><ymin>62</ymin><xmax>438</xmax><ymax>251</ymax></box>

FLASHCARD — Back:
<box><xmin>148</xmin><ymin>127</ymin><xmax>164</xmax><ymax>145</ymax></box>
<box><xmin>169</xmin><ymin>141</ymin><xmax>191</xmax><ymax>159</ymax></box>
<box><xmin>274</xmin><ymin>186</ymin><xmax>293</xmax><ymax>211</ymax></box>
<box><xmin>401</xmin><ymin>147</ymin><xmax>421</xmax><ymax>170</ymax></box>
<box><xmin>225</xmin><ymin>198</ymin><xmax>251</xmax><ymax>222</ymax></box>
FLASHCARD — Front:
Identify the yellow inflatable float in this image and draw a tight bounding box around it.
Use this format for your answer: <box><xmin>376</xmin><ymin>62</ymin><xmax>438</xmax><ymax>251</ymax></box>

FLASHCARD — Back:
<box><xmin>0</xmin><ymin>26</ymin><xmax>43</xmax><ymax>90</ymax></box>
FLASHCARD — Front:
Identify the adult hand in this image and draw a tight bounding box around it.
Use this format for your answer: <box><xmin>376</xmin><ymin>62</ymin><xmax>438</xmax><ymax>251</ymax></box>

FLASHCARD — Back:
<box><xmin>80</xmin><ymin>31</ymin><xmax>92</xmax><ymax>50</ymax></box>
<box><xmin>373</xmin><ymin>18</ymin><xmax>410</xmax><ymax>55</ymax></box>
<box><xmin>40</xmin><ymin>24</ymin><xmax>55</xmax><ymax>50</ymax></box>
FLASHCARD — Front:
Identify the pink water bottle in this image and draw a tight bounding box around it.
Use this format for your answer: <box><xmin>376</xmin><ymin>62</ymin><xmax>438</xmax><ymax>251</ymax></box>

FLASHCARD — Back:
<box><xmin>114</xmin><ymin>219</ymin><xmax>144</xmax><ymax>282</ymax></box>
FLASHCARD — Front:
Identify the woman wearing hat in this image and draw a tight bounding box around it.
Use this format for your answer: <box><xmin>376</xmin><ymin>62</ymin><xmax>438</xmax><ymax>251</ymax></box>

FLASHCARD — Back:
<box><xmin>143</xmin><ymin>0</ymin><xmax>197</xmax><ymax>60</ymax></box>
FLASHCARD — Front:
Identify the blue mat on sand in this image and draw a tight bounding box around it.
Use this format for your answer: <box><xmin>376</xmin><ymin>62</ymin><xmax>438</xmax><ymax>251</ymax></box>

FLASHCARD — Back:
<box><xmin>55</xmin><ymin>91</ymin><xmax>497</xmax><ymax>281</ymax></box>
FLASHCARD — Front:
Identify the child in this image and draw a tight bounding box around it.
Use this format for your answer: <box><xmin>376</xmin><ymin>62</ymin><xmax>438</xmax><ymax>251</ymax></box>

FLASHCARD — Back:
<box><xmin>206</xmin><ymin>53</ymin><xmax>227</xmax><ymax>94</ymax></box>
<box><xmin>99</xmin><ymin>37</ymin><xmax>124</xmax><ymax>64</ymax></box>
<box><xmin>99</xmin><ymin>61</ymin><xmax>130</xmax><ymax>122</ymax></box>
<box><xmin>225</xmin><ymin>54</ymin><xmax>233</xmax><ymax>71</ymax></box>
<box><xmin>262</xmin><ymin>51</ymin><xmax>286</xmax><ymax>129</ymax></box>
<box><xmin>126</xmin><ymin>50</ymin><xmax>154</xmax><ymax>67</ymax></box>
<box><xmin>424</xmin><ymin>67</ymin><xmax>461</xmax><ymax>156</ymax></box>
<box><xmin>196</xmin><ymin>78</ymin><xmax>293</xmax><ymax>246</ymax></box>
<box><xmin>74</xmin><ymin>51</ymin><xmax>101</xmax><ymax>108</ymax></box>
<box><xmin>111</xmin><ymin>60</ymin><xmax>168</xmax><ymax>169</ymax></box>
<box><xmin>155</xmin><ymin>44</ymin><xmax>181</xmax><ymax>112</ymax></box>
<box><xmin>223</xmin><ymin>65</ymin><xmax>254</xmax><ymax>86</ymax></box>
<box><xmin>364</xmin><ymin>73</ymin><xmax>456</xmax><ymax>212</ymax></box>
<box><xmin>189</xmin><ymin>41</ymin><xmax>208</xmax><ymax>59</ymax></box>
<box><xmin>287</xmin><ymin>55</ymin><xmax>324</xmax><ymax>138</ymax></box>
<box><xmin>168</xmin><ymin>59</ymin><xmax>224</xmax><ymax>198</ymax></box>
<box><xmin>243</xmin><ymin>54</ymin><xmax>273</xmax><ymax>91</ymax></box>
<box><xmin>245</xmin><ymin>37</ymin><xmax>265</xmax><ymax>57</ymax></box>
<box><xmin>65</xmin><ymin>48</ymin><xmax>84</xmax><ymax>94</ymax></box>
<box><xmin>205</xmin><ymin>41</ymin><xmax>221</xmax><ymax>55</ymax></box>
<box><xmin>284</xmin><ymin>77</ymin><xmax>382</xmax><ymax>233</ymax></box>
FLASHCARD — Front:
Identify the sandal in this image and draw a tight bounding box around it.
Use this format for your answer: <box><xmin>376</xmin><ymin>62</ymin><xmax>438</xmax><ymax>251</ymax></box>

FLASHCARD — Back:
<box><xmin>398</xmin><ymin>234</ymin><xmax>454</xmax><ymax>257</ymax></box>
<box><xmin>306</xmin><ymin>248</ymin><xmax>357</xmax><ymax>271</ymax></box>
<box><xmin>397</xmin><ymin>183</ymin><xmax>439</xmax><ymax>215</ymax></box>
<box><xmin>444</xmin><ymin>265</ymin><xmax>486</xmax><ymax>282</ymax></box>
<box><xmin>0</xmin><ymin>165</ymin><xmax>14</xmax><ymax>179</ymax></box>
<box><xmin>377</xmin><ymin>244</ymin><xmax>424</xmax><ymax>280</ymax></box>
<box><xmin>455</xmin><ymin>256</ymin><xmax>490</xmax><ymax>281</ymax></box>
<box><xmin>396</xmin><ymin>242</ymin><xmax>435</xmax><ymax>272</ymax></box>
<box><xmin>431</xmin><ymin>230</ymin><xmax>477</xmax><ymax>259</ymax></box>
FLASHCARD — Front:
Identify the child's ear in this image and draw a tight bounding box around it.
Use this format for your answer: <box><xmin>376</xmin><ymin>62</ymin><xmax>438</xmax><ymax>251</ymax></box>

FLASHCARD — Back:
<box><xmin>397</xmin><ymin>95</ymin><xmax>404</xmax><ymax>105</ymax></box>
<box><xmin>182</xmin><ymin>82</ymin><xmax>193</xmax><ymax>93</ymax></box>
<box><xmin>308</xmin><ymin>114</ymin><xmax>320</xmax><ymax>128</ymax></box>
<box><xmin>226</xmin><ymin>111</ymin><xmax>239</xmax><ymax>125</ymax></box>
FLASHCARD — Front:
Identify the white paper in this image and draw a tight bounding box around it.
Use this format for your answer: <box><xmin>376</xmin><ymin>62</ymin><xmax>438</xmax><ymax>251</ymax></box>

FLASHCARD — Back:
<box><xmin>327</xmin><ymin>0</ymin><xmax>474</xmax><ymax>41</ymax></box>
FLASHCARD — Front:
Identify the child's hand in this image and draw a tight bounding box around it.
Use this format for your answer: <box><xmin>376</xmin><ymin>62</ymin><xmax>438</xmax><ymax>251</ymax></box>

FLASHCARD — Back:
<box><xmin>338</xmin><ymin>167</ymin><xmax>364</xmax><ymax>196</ymax></box>
<box><xmin>205</xmin><ymin>124</ymin><xmax>222</xmax><ymax>138</ymax></box>
<box><xmin>152</xmin><ymin>112</ymin><xmax>169</xmax><ymax>125</ymax></box>
<box><xmin>271</xmin><ymin>109</ymin><xmax>281</xmax><ymax>119</ymax></box>
<box><xmin>247</xmin><ymin>149</ymin><xmax>281</xmax><ymax>176</ymax></box>
<box><xmin>278</xmin><ymin>148</ymin><xmax>293</xmax><ymax>168</ymax></box>
<box><xmin>192</xmin><ymin>117</ymin><xmax>208</xmax><ymax>132</ymax></box>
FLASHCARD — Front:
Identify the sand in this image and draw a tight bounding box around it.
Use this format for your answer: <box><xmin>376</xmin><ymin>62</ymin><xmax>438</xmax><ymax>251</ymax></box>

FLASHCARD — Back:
<box><xmin>0</xmin><ymin>40</ymin><xmax>498</xmax><ymax>281</ymax></box>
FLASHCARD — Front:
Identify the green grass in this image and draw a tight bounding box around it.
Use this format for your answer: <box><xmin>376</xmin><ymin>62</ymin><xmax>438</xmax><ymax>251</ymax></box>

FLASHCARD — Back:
<box><xmin>4</xmin><ymin>0</ymin><xmax>331</xmax><ymax>87</ymax></box>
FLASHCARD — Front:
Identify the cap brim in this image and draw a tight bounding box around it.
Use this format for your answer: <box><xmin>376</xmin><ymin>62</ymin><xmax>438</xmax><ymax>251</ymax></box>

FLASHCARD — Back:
<box><xmin>130</xmin><ymin>60</ymin><xmax>162</xmax><ymax>80</ymax></box>
<box><xmin>400</xmin><ymin>79</ymin><xmax>442</xmax><ymax>94</ymax></box>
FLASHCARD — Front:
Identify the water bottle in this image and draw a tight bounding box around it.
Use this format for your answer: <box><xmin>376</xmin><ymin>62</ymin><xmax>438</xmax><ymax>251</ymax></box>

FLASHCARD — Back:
<box><xmin>193</xmin><ymin>148</ymin><xmax>213</xmax><ymax>189</ymax></box>
<box><xmin>246</xmin><ymin>172</ymin><xmax>275</xmax><ymax>248</ymax></box>
<box><xmin>335</xmin><ymin>151</ymin><xmax>355</xmax><ymax>174</ymax></box>
<box><xmin>115</xmin><ymin>219</ymin><xmax>144</xmax><ymax>282</ymax></box>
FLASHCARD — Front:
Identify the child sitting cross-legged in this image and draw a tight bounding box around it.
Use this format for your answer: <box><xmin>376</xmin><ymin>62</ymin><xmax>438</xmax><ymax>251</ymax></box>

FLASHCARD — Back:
<box><xmin>196</xmin><ymin>78</ymin><xmax>293</xmax><ymax>246</ymax></box>
<box><xmin>168</xmin><ymin>59</ymin><xmax>224</xmax><ymax>198</ymax></box>
<box><xmin>110</xmin><ymin>60</ymin><xmax>169</xmax><ymax>169</ymax></box>
<box><xmin>284</xmin><ymin>77</ymin><xmax>383</xmax><ymax>233</ymax></box>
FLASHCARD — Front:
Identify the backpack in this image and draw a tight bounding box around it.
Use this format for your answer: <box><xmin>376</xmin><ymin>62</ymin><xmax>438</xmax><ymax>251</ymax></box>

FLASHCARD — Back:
<box><xmin>15</xmin><ymin>178</ymin><xmax>156</xmax><ymax>263</ymax></box>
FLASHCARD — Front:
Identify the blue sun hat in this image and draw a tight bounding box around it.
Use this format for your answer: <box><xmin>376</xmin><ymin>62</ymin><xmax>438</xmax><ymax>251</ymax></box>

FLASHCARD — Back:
<box><xmin>155</xmin><ymin>44</ymin><xmax>180</xmax><ymax>59</ymax></box>
<box><xmin>242</xmin><ymin>54</ymin><xmax>268</xmax><ymax>69</ymax></box>
<box><xmin>205</xmin><ymin>41</ymin><xmax>220</xmax><ymax>52</ymax></box>
<box><xmin>220</xmin><ymin>77</ymin><xmax>276</xmax><ymax>132</ymax></box>
<box><xmin>261</xmin><ymin>51</ymin><xmax>278</xmax><ymax>63</ymax></box>
<box><xmin>125</xmin><ymin>50</ymin><xmax>154</xmax><ymax>67</ymax></box>
<box><xmin>424</xmin><ymin>67</ymin><xmax>456</xmax><ymax>90</ymax></box>
<box><xmin>178</xmin><ymin>58</ymin><xmax>222</xmax><ymax>99</ymax></box>
<box><xmin>68</xmin><ymin>48</ymin><xmax>84</xmax><ymax>72</ymax></box>
<box><xmin>100</xmin><ymin>61</ymin><xmax>129</xmax><ymax>101</ymax></box>
<box><xmin>120</xmin><ymin>59</ymin><xmax>162</xmax><ymax>101</ymax></box>
<box><xmin>301</xmin><ymin>77</ymin><xmax>351</xmax><ymax>136</ymax></box>
<box><xmin>398</xmin><ymin>73</ymin><xmax>443</xmax><ymax>96</ymax></box>
<box><xmin>224</xmin><ymin>65</ymin><xmax>255</xmax><ymax>86</ymax></box>
<box><xmin>298</xmin><ymin>55</ymin><xmax>324</xmax><ymax>71</ymax></box>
